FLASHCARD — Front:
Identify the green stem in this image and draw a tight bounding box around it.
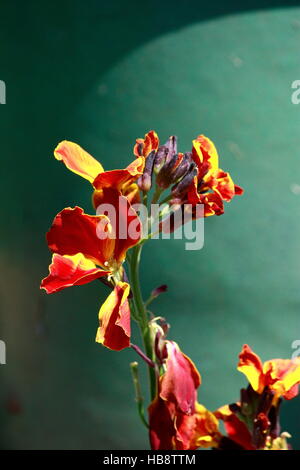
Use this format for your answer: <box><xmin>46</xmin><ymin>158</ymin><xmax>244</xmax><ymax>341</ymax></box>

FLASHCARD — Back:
<box><xmin>129</xmin><ymin>244</ymin><xmax>157</xmax><ymax>401</ymax></box>
<box><xmin>130</xmin><ymin>361</ymin><xmax>149</xmax><ymax>428</ymax></box>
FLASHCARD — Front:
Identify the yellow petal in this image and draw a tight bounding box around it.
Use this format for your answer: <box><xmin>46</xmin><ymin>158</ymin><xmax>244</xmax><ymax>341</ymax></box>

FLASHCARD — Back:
<box><xmin>54</xmin><ymin>140</ymin><xmax>104</xmax><ymax>183</ymax></box>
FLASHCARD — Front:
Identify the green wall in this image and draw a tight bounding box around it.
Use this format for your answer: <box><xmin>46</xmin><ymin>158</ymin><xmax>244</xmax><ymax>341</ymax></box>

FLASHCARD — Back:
<box><xmin>1</xmin><ymin>0</ymin><xmax>300</xmax><ymax>449</ymax></box>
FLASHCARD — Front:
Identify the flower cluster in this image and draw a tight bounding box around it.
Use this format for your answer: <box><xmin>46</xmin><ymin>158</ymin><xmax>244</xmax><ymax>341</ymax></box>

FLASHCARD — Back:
<box><xmin>41</xmin><ymin>131</ymin><xmax>242</xmax><ymax>352</ymax></box>
<box><xmin>40</xmin><ymin>130</ymin><xmax>300</xmax><ymax>450</ymax></box>
<box><xmin>149</xmin><ymin>332</ymin><xmax>300</xmax><ymax>450</ymax></box>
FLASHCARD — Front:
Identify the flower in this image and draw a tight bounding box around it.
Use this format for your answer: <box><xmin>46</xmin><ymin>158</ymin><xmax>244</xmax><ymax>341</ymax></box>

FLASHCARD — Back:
<box><xmin>238</xmin><ymin>344</ymin><xmax>300</xmax><ymax>400</ymax></box>
<box><xmin>187</xmin><ymin>135</ymin><xmax>243</xmax><ymax>216</ymax></box>
<box><xmin>148</xmin><ymin>339</ymin><xmax>221</xmax><ymax>450</ymax></box>
<box><xmin>133</xmin><ymin>130</ymin><xmax>159</xmax><ymax>158</ymax></box>
<box><xmin>133</xmin><ymin>131</ymin><xmax>243</xmax><ymax>220</ymax></box>
<box><xmin>41</xmin><ymin>194</ymin><xmax>142</xmax><ymax>351</ymax></box>
<box><xmin>133</xmin><ymin>132</ymin><xmax>244</xmax><ymax>233</ymax></box>
<box><xmin>215</xmin><ymin>345</ymin><xmax>300</xmax><ymax>450</ymax></box>
<box><xmin>54</xmin><ymin>140</ymin><xmax>144</xmax><ymax>207</ymax></box>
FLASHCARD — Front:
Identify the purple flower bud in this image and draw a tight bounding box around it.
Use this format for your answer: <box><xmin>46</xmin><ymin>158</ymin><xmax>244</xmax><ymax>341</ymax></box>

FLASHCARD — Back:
<box><xmin>151</xmin><ymin>284</ymin><xmax>168</xmax><ymax>299</ymax></box>
<box><xmin>164</xmin><ymin>136</ymin><xmax>177</xmax><ymax>163</ymax></box>
<box><xmin>171</xmin><ymin>152</ymin><xmax>192</xmax><ymax>183</ymax></box>
<box><xmin>171</xmin><ymin>162</ymin><xmax>198</xmax><ymax>198</ymax></box>
<box><xmin>137</xmin><ymin>150</ymin><xmax>156</xmax><ymax>192</ymax></box>
<box><xmin>156</xmin><ymin>152</ymin><xmax>179</xmax><ymax>189</ymax></box>
<box><xmin>154</xmin><ymin>145</ymin><xmax>168</xmax><ymax>173</ymax></box>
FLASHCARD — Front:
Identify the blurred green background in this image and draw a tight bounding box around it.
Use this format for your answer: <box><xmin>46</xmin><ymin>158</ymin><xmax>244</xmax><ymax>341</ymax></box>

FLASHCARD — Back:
<box><xmin>1</xmin><ymin>0</ymin><xmax>300</xmax><ymax>449</ymax></box>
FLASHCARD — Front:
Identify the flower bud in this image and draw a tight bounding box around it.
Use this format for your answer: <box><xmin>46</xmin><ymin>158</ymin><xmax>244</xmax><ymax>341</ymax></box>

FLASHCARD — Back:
<box><xmin>171</xmin><ymin>152</ymin><xmax>192</xmax><ymax>183</ymax></box>
<box><xmin>164</xmin><ymin>135</ymin><xmax>177</xmax><ymax>163</ymax></box>
<box><xmin>137</xmin><ymin>150</ymin><xmax>156</xmax><ymax>192</ymax></box>
<box><xmin>151</xmin><ymin>284</ymin><xmax>168</xmax><ymax>299</ymax></box>
<box><xmin>156</xmin><ymin>153</ymin><xmax>179</xmax><ymax>189</ymax></box>
<box><xmin>153</xmin><ymin>145</ymin><xmax>168</xmax><ymax>173</ymax></box>
<box><xmin>171</xmin><ymin>161</ymin><xmax>198</xmax><ymax>199</ymax></box>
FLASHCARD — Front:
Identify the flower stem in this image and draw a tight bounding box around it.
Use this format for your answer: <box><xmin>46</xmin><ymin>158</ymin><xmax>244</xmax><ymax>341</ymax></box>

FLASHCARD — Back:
<box><xmin>130</xmin><ymin>361</ymin><xmax>149</xmax><ymax>428</ymax></box>
<box><xmin>129</xmin><ymin>244</ymin><xmax>157</xmax><ymax>401</ymax></box>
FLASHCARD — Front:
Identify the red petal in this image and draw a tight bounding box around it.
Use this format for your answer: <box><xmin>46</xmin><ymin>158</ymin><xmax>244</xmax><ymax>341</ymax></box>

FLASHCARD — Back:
<box><xmin>160</xmin><ymin>341</ymin><xmax>201</xmax><ymax>415</ymax></box>
<box><xmin>235</xmin><ymin>184</ymin><xmax>244</xmax><ymax>195</ymax></box>
<box><xmin>92</xmin><ymin>157</ymin><xmax>144</xmax><ymax>195</ymax></box>
<box><xmin>95</xmin><ymin>188</ymin><xmax>142</xmax><ymax>263</ymax></box>
<box><xmin>148</xmin><ymin>398</ymin><xmax>175</xmax><ymax>450</ymax></box>
<box><xmin>96</xmin><ymin>282</ymin><xmax>131</xmax><ymax>351</ymax></box>
<box><xmin>46</xmin><ymin>206</ymin><xmax>115</xmax><ymax>267</ymax></box>
<box><xmin>134</xmin><ymin>131</ymin><xmax>159</xmax><ymax>157</ymax></box>
<box><xmin>41</xmin><ymin>253</ymin><xmax>109</xmax><ymax>294</ymax></box>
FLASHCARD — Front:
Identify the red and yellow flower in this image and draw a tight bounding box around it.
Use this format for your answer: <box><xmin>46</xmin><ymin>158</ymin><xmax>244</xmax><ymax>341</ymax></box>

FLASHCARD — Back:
<box><xmin>238</xmin><ymin>344</ymin><xmax>300</xmax><ymax>400</ymax></box>
<box><xmin>41</xmin><ymin>190</ymin><xmax>142</xmax><ymax>351</ymax></box>
<box><xmin>187</xmin><ymin>135</ymin><xmax>243</xmax><ymax>216</ymax></box>
<box><xmin>215</xmin><ymin>345</ymin><xmax>300</xmax><ymax>450</ymax></box>
<box><xmin>133</xmin><ymin>130</ymin><xmax>159</xmax><ymax>159</ymax></box>
<box><xmin>148</xmin><ymin>340</ymin><xmax>221</xmax><ymax>450</ymax></box>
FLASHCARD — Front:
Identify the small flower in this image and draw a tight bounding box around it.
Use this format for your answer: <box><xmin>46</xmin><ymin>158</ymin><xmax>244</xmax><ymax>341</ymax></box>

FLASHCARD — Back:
<box><xmin>187</xmin><ymin>135</ymin><xmax>243</xmax><ymax>216</ymax></box>
<box><xmin>238</xmin><ymin>344</ymin><xmax>300</xmax><ymax>400</ymax></box>
<box><xmin>41</xmin><ymin>199</ymin><xmax>141</xmax><ymax>351</ymax></box>
<box><xmin>216</xmin><ymin>345</ymin><xmax>300</xmax><ymax>450</ymax></box>
<box><xmin>133</xmin><ymin>130</ymin><xmax>159</xmax><ymax>158</ymax></box>
<box><xmin>148</xmin><ymin>337</ymin><xmax>221</xmax><ymax>450</ymax></box>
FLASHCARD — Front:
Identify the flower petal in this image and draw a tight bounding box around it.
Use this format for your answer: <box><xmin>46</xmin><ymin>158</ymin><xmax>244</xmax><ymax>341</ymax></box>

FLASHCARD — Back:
<box><xmin>192</xmin><ymin>135</ymin><xmax>219</xmax><ymax>174</ymax></box>
<box><xmin>175</xmin><ymin>403</ymin><xmax>221</xmax><ymax>450</ymax></box>
<box><xmin>200</xmin><ymin>192</ymin><xmax>224</xmax><ymax>216</ymax></box>
<box><xmin>159</xmin><ymin>341</ymin><xmax>201</xmax><ymax>415</ymax></box>
<box><xmin>234</xmin><ymin>184</ymin><xmax>244</xmax><ymax>195</ymax></box>
<box><xmin>206</xmin><ymin>169</ymin><xmax>236</xmax><ymax>202</ymax></box>
<box><xmin>40</xmin><ymin>253</ymin><xmax>109</xmax><ymax>294</ymax></box>
<box><xmin>46</xmin><ymin>206</ymin><xmax>115</xmax><ymax>268</ymax></box>
<box><xmin>134</xmin><ymin>130</ymin><xmax>159</xmax><ymax>157</ymax></box>
<box><xmin>215</xmin><ymin>404</ymin><xmax>255</xmax><ymax>450</ymax></box>
<box><xmin>54</xmin><ymin>141</ymin><xmax>104</xmax><ymax>183</ymax></box>
<box><xmin>95</xmin><ymin>281</ymin><xmax>131</xmax><ymax>351</ymax></box>
<box><xmin>95</xmin><ymin>188</ymin><xmax>142</xmax><ymax>263</ymax></box>
<box><xmin>92</xmin><ymin>157</ymin><xmax>144</xmax><ymax>197</ymax></box>
<box><xmin>263</xmin><ymin>358</ymin><xmax>300</xmax><ymax>399</ymax></box>
<box><xmin>237</xmin><ymin>344</ymin><xmax>264</xmax><ymax>393</ymax></box>
<box><xmin>148</xmin><ymin>398</ymin><xmax>175</xmax><ymax>450</ymax></box>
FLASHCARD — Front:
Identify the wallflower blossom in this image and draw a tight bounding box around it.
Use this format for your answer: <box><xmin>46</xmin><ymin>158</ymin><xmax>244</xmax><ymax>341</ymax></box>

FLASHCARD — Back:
<box><xmin>238</xmin><ymin>344</ymin><xmax>300</xmax><ymax>400</ymax></box>
<box><xmin>41</xmin><ymin>191</ymin><xmax>141</xmax><ymax>350</ymax></box>
<box><xmin>187</xmin><ymin>135</ymin><xmax>243</xmax><ymax>216</ymax></box>
<box><xmin>216</xmin><ymin>344</ymin><xmax>300</xmax><ymax>450</ymax></box>
<box><xmin>148</xmin><ymin>338</ymin><xmax>221</xmax><ymax>450</ymax></box>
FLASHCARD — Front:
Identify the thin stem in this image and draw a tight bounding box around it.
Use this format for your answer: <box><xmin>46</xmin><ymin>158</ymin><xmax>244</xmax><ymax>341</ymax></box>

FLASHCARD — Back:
<box><xmin>131</xmin><ymin>343</ymin><xmax>155</xmax><ymax>368</ymax></box>
<box><xmin>130</xmin><ymin>361</ymin><xmax>149</xmax><ymax>429</ymax></box>
<box><xmin>129</xmin><ymin>244</ymin><xmax>157</xmax><ymax>400</ymax></box>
